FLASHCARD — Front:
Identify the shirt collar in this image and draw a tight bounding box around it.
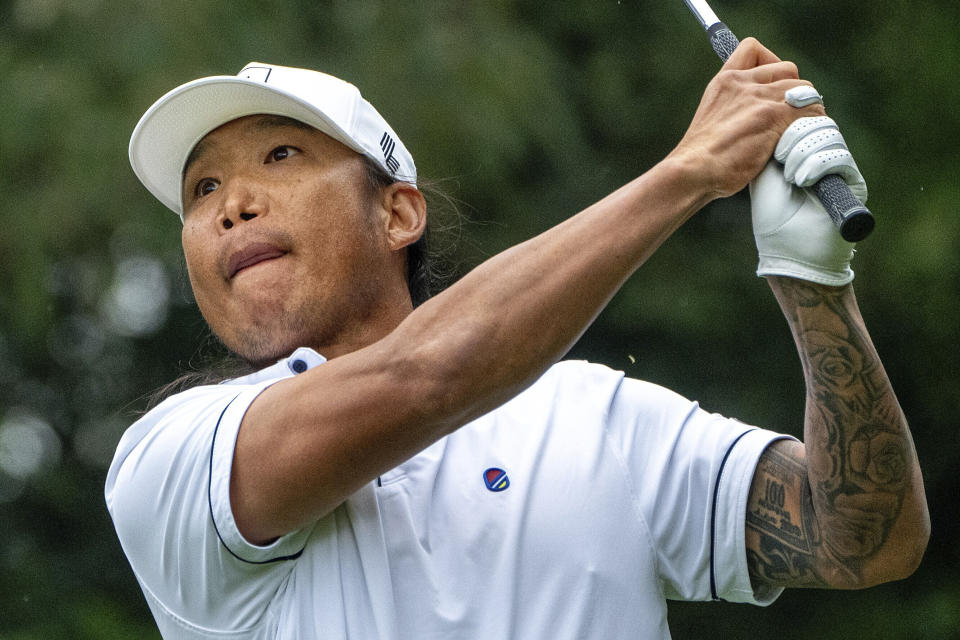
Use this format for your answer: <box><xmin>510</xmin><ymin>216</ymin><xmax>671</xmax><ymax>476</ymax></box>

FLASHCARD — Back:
<box><xmin>223</xmin><ymin>347</ymin><xmax>327</xmax><ymax>386</ymax></box>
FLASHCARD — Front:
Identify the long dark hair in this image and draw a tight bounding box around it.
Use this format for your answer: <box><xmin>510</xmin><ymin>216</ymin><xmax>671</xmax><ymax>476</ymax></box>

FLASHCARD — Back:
<box><xmin>141</xmin><ymin>158</ymin><xmax>458</xmax><ymax>411</ymax></box>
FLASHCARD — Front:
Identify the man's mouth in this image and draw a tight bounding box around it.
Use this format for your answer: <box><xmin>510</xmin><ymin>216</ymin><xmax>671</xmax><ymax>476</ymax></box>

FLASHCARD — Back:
<box><xmin>228</xmin><ymin>243</ymin><xmax>288</xmax><ymax>279</ymax></box>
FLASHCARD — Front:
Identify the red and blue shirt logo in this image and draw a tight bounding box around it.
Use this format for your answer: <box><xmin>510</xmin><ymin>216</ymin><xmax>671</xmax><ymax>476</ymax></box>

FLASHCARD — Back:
<box><xmin>483</xmin><ymin>467</ymin><xmax>510</xmax><ymax>492</ymax></box>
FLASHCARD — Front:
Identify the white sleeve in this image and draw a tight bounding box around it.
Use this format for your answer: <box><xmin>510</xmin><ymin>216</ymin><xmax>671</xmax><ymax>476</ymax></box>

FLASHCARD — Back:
<box><xmin>105</xmin><ymin>381</ymin><xmax>313</xmax><ymax>637</ymax></box>
<box><xmin>605</xmin><ymin>376</ymin><xmax>795</xmax><ymax>605</ymax></box>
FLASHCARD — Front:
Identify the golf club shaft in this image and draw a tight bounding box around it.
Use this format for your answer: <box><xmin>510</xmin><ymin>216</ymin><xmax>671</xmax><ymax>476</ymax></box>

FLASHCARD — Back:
<box><xmin>682</xmin><ymin>0</ymin><xmax>875</xmax><ymax>242</ymax></box>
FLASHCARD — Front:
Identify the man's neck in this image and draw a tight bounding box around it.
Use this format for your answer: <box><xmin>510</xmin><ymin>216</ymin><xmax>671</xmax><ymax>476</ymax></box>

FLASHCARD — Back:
<box><xmin>316</xmin><ymin>293</ymin><xmax>415</xmax><ymax>361</ymax></box>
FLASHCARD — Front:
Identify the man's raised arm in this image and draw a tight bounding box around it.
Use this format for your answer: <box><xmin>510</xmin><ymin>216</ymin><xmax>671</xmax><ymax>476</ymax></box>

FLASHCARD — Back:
<box><xmin>742</xmin><ymin>129</ymin><xmax>928</xmax><ymax>589</ymax></box>
<box><xmin>747</xmin><ymin>279</ymin><xmax>929</xmax><ymax>589</ymax></box>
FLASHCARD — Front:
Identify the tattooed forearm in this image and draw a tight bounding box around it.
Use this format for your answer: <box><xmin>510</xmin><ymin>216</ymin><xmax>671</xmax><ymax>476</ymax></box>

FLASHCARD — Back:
<box><xmin>747</xmin><ymin>278</ymin><xmax>926</xmax><ymax>590</ymax></box>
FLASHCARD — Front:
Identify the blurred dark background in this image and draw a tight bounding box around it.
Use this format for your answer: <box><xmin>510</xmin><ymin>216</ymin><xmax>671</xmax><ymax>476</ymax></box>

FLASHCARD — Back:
<box><xmin>1</xmin><ymin>1</ymin><xmax>956</xmax><ymax>637</ymax></box>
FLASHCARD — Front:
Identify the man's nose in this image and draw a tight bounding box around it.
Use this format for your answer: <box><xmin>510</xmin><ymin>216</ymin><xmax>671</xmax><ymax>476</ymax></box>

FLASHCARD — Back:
<box><xmin>217</xmin><ymin>178</ymin><xmax>265</xmax><ymax>231</ymax></box>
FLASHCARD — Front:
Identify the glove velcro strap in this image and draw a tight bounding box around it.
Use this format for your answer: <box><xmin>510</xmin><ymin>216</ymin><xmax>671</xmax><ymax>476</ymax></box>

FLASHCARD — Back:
<box><xmin>756</xmin><ymin>256</ymin><xmax>854</xmax><ymax>286</ymax></box>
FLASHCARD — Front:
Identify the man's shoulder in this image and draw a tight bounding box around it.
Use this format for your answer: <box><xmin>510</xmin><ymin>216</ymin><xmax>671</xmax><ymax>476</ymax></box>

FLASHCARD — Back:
<box><xmin>105</xmin><ymin>373</ymin><xmax>282</xmax><ymax>511</ymax></box>
<box><xmin>541</xmin><ymin>358</ymin><xmax>623</xmax><ymax>386</ymax></box>
<box><xmin>106</xmin><ymin>384</ymin><xmax>240</xmax><ymax>493</ymax></box>
<box><xmin>484</xmin><ymin>359</ymin><xmax>684</xmax><ymax>427</ymax></box>
<box><xmin>534</xmin><ymin>359</ymin><xmax>686</xmax><ymax>407</ymax></box>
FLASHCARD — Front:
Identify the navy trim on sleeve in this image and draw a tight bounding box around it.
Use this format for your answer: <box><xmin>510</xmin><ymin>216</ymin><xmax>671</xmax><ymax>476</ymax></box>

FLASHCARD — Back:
<box><xmin>709</xmin><ymin>428</ymin><xmax>755</xmax><ymax>601</ymax></box>
<box><xmin>208</xmin><ymin>393</ymin><xmax>304</xmax><ymax>565</ymax></box>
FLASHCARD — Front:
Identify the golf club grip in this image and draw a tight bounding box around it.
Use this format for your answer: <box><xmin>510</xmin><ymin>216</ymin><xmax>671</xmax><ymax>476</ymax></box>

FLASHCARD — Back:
<box><xmin>813</xmin><ymin>174</ymin><xmax>875</xmax><ymax>242</ymax></box>
<box><xmin>706</xmin><ymin>22</ymin><xmax>874</xmax><ymax>242</ymax></box>
<box><xmin>707</xmin><ymin>22</ymin><xmax>740</xmax><ymax>61</ymax></box>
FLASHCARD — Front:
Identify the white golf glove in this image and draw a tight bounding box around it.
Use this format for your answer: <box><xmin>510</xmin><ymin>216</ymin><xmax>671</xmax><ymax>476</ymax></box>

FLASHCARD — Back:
<box><xmin>750</xmin><ymin>116</ymin><xmax>868</xmax><ymax>286</ymax></box>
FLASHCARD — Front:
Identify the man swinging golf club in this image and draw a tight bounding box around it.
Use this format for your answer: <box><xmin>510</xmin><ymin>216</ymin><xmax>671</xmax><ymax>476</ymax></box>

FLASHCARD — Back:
<box><xmin>106</xmin><ymin>38</ymin><xmax>928</xmax><ymax>639</ymax></box>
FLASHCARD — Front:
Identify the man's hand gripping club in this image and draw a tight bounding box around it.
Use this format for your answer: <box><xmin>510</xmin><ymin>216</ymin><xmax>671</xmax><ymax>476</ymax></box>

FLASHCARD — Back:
<box><xmin>751</xmin><ymin>113</ymin><xmax>868</xmax><ymax>286</ymax></box>
<box><xmin>669</xmin><ymin>39</ymin><xmax>830</xmax><ymax>203</ymax></box>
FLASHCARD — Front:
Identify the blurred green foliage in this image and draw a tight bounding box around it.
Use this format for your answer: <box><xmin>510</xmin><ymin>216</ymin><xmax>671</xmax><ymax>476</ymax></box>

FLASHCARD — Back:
<box><xmin>0</xmin><ymin>0</ymin><xmax>957</xmax><ymax>637</ymax></box>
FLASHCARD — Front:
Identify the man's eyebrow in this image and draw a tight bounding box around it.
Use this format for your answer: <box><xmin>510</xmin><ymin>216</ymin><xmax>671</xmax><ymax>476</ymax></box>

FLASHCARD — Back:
<box><xmin>181</xmin><ymin>116</ymin><xmax>316</xmax><ymax>179</ymax></box>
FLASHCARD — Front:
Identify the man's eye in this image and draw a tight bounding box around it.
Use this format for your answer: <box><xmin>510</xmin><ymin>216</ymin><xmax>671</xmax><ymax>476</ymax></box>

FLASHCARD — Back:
<box><xmin>195</xmin><ymin>178</ymin><xmax>219</xmax><ymax>198</ymax></box>
<box><xmin>266</xmin><ymin>145</ymin><xmax>300</xmax><ymax>163</ymax></box>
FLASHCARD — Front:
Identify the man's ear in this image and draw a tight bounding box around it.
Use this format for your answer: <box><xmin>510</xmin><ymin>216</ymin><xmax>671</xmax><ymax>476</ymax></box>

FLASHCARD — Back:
<box><xmin>381</xmin><ymin>182</ymin><xmax>427</xmax><ymax>251</ymax></box>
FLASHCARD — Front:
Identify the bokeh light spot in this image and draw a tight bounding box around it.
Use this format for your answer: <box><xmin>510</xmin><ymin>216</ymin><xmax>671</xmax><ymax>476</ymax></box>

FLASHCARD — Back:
<box><xmin>102</xmin><ymin>256</ymin><xmax>170</xmax><ymax>337</ymax></box>
<box><xmin>0</xmin><ymin>409</ymin><xmax>62</xmax><ymax>482</ymax></box>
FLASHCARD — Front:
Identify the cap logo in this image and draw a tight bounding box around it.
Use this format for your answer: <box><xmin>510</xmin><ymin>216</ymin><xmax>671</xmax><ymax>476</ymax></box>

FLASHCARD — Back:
<box><xmin>483</xmin><ymin>467</ymin><xmax>510</xmax><ymax>492</ymax></box>
<box><xmin>379</xmin><ymin>132</ymin><xmax>400</xmax><ymax>174</ymax></box>
<box><xmin>238</xmin><ymin>65</ymin><xmax>272</xmax><ymax>83</ymax></box>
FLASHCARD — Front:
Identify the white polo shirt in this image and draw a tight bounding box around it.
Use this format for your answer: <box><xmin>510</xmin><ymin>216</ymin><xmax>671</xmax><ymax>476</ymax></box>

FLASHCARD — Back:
<box><xmin>106</xmin><ymin>349</ymin><xmax>790</xmax><ymax>639</ymax></box>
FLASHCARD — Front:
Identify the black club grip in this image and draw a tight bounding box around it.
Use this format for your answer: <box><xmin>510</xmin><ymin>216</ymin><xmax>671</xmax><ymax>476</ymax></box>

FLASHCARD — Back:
<box><xmin>812</xmin><ymin>174</ymin><xmax>874</xmax><ymax>242</ymax></box>
<box><xmin>705</xmin><ymin>22</ymin><xmax>875</xmax><ymax>241</ymax></box>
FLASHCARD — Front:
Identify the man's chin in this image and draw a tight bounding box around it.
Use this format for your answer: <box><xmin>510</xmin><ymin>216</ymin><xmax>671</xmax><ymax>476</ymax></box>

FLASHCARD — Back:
<box><xmin>219</xmin><ymin>329</ymin><xmax>307</xmax><ymax>369</ymax></box>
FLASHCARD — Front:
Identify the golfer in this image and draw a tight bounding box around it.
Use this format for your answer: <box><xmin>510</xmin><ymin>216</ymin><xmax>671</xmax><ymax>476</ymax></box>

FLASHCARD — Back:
<box><xmin>106</xmin><ymin>39</ymin><xmax>928</xmax><ymax>639</ymax></box>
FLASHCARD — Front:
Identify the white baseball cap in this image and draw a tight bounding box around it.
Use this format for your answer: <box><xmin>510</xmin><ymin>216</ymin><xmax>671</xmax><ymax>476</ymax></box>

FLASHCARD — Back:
<box><xmin>129</xmin><ymin>61</ymin><xmax>417</xmax><ymax>218</ymax></box>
